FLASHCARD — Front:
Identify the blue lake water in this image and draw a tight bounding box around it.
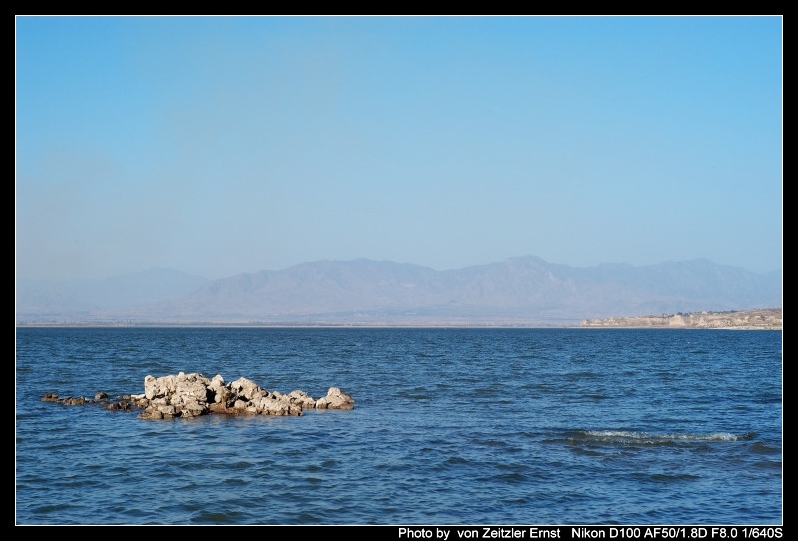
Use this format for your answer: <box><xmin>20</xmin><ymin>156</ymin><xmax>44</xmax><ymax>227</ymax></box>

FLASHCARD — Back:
<box><xmin>15</xmin><ymin>327</ymin><xmax>782</xmax><ymax>525</ymax></box>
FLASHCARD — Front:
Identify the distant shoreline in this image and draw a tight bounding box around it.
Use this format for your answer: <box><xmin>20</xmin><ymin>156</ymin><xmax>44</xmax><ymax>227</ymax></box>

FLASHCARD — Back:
<box><xmin>14</xmin><ymin>320</ymin><xmax>583</xmax><ymax>329</ymax></box>
<box><xmin>15</xmin><ymin>308</ymin><xmax>782</xmax><ymax>330</ymax></box>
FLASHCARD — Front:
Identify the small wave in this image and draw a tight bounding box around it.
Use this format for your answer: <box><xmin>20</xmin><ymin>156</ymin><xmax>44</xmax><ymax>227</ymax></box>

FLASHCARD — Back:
<box><xmin>748</xmin><ymin>441</ymin><xmax>781</xmax><ymax>454</ymax></box>
<box><xmin>492</xmin><ymin>472</ymin><xmax>527</xmax><ymax>483</ymax></box>
<box><xmin>395</xmin><ymin>389</ymin><xmax>430</xmax><ymax>400</ymax></box>
<box><xmin>190</xmin><ymin>509</ymin><xmax>244</xmax><ymax>524</ymax></box>
<box><xmin>648</xmin><ymin>472</ymin><xmax>701</xmax><ymax>483</ymax></box>
<box><xmin>575</xmin><ymin>430</ymin><xmax>755</xmax><ymax>444</ymax></box>
<box><xmin>32</xmin><ymin>503</ymin><xmax>74</xmax><ymax>514</ymax></box>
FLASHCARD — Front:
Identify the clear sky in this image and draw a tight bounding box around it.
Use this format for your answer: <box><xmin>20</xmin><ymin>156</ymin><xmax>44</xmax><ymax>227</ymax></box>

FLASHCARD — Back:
<box><xmin>15</xmin><ymin>16</ymin><xmax>783</xmax><ymax>281</ymax></box>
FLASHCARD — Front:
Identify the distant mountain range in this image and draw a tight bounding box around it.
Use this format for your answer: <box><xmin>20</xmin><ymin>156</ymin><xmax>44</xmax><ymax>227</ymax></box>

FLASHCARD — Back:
<box><xmin>15</xmin><ymin>257</ymin><xmax>782</xmax><ymax>326</ymax></box>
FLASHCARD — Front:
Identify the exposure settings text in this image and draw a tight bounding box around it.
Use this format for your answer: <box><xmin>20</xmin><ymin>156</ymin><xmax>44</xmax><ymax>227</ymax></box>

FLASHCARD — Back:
<box><xmin>398</xmin><ymin>528</ymin><xmax>561</xmax><ymax>539</ymax></box>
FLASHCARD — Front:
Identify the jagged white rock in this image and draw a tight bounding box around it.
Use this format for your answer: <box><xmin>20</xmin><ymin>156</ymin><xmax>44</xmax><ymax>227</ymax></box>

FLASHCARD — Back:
<box><xmin>44</xmin><ymin>372</ymin><xmax>356</xmax><ymax>419</ymax></box>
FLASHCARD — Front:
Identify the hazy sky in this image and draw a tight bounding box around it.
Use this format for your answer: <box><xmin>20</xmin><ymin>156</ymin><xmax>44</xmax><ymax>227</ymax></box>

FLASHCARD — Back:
<box><xmin>16</xmin><ymin>16</ymin><xmax>782</xmax><ymax>281</ymax></box>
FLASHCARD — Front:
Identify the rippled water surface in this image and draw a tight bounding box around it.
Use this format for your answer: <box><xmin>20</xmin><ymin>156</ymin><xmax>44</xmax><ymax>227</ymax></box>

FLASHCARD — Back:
<box><xmin>15</xmin><ymin>327</ymin><xmax>782</xmax><ymax>525</ymax></box>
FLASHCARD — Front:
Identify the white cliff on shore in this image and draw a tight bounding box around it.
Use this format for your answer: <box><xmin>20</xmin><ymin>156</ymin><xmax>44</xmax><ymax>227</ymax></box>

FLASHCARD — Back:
<box><xmin>580</xmin><ymin>308</ymin><xmax>782</xmax><ymax>330</ymax></box>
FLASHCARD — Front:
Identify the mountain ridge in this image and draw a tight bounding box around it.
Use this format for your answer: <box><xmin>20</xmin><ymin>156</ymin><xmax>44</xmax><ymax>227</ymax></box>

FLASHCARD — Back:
<box><xmin>15</xmin><ymin>256</ymin><xmax>782</xmax><ymax>326</ymax></box>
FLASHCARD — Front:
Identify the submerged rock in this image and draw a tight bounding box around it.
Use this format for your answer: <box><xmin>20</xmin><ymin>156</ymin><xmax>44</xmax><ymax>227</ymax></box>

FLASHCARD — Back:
<box><xmin>42</xmin><ymin>372</ymin><xmax>355</xmax><ymax>420</ymax></box>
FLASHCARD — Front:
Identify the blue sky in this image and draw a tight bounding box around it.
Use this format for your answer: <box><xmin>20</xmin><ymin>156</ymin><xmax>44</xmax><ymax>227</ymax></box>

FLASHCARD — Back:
<box><xmin>16</xmin><ymin>16</ymin><xmax>782</xmax><ymax>281</ymax></box>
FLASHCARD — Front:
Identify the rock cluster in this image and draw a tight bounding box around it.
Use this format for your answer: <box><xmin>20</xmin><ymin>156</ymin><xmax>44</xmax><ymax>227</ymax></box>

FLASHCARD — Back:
<box><xmin>41</xmin><ymin>372</ymin><xmax>355</xmax><ymax>419</ymax></box>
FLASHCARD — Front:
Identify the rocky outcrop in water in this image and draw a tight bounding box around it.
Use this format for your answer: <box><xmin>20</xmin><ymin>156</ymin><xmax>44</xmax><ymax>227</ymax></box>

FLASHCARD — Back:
<box><xmin>41</xmin><ymin>372</ymin><xmax>355</xmax><ymax>419</ymax></box>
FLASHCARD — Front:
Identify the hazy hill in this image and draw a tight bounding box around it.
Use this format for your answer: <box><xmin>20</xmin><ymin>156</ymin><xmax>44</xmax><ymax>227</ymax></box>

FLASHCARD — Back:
<box><xmin>16</xmin><ymin>267</ymin><xmax>210</xmax><ymax>319</ymax></box>
<box><xmin>15</xmin><ymin>257</ymin><xmax>782</xmax><ymax>326</ymax></box>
